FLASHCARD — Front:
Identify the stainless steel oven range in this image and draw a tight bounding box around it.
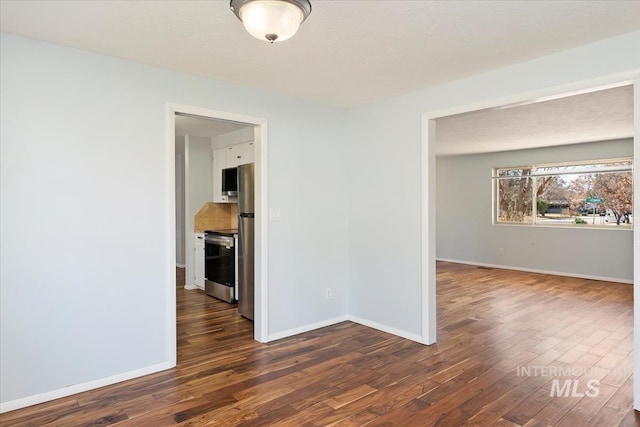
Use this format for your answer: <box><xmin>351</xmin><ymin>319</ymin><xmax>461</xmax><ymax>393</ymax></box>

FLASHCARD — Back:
<box><xmin>204</xmin><ymin>231</ymin><xmax>237</xmax><ymax>303</ymax></box>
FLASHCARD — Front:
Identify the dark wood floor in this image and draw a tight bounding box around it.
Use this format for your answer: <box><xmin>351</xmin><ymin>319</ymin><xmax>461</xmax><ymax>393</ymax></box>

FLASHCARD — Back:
<box><xmin>1</xmin><ymin>262</ymin><xmax>637</xmax><ymax>426</ymax></box>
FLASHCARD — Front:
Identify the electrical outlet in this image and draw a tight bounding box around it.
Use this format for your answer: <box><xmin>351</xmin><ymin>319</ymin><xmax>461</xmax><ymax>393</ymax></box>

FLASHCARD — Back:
<box><xmin>325</xmin><ymin>288</ymin><xmax>332</xmax><ymax>300</ymax></box>
<box><xmin>498</xmin><ymin>248</ymin><xmax>504</xmax><ymax>256</ymax></box>
<box><xmin>269</xmin><ymin>208</ymin><xmax>282</xmax><ymax>221</ymax></box>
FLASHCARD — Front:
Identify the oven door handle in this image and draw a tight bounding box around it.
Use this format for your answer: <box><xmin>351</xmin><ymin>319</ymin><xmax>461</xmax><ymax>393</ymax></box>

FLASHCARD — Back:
<box><xmin>205</xmin><ymin>236</ymin><xmax>235</xmax><ymax>248</ymax></box>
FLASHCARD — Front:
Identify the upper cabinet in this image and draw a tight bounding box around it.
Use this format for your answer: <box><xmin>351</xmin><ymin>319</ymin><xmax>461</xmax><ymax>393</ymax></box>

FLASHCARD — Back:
<box><xmin>226</xmin><ymin>142</ymin><xmax>255</xmax><ymax>168</ymax></box>
<box><xmin>212</xmin><ymin>147</ymin><xmax>228</xmax><ymax>203</ymax></box>
<box><xmin>212</xmin><ymin>141</ymin><xmax>255</xmax><ymax>203</ymax></box>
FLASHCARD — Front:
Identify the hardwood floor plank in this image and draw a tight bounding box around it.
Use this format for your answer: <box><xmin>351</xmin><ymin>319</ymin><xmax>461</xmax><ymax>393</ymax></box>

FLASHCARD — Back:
<box><xmin>0</xmin><ymin>263</ymin><xmax>635</xmax><ymax>426</ymax></box>
<box><xmin>324</xmin><ymin>384</ymin><xmax>377</xmax><ymax>410</ymax></box>
<box><xmin>619</xmin><ymin>406</ymin><xmax>640</xmax><ymax>427</ymax></box>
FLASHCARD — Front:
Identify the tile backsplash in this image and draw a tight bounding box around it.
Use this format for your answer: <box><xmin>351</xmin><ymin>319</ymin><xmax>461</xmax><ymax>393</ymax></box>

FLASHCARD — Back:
<box><xmin>194</xmin><ymin>202</ymin><xmax>238</xmax><ymax>232</ymax></box>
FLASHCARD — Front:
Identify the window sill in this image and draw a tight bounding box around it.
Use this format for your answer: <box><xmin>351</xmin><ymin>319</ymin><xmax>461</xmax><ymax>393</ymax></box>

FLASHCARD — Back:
<box><xmin>493</xmin><ymin>222</ymin><xmax>633</xmax><ymax>231</ymax></box>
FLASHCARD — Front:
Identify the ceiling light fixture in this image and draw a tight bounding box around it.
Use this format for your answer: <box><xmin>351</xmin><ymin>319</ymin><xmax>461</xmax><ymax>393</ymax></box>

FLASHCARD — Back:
<box><xmin>230</xmin><ymin>0</ymin><xmax>312</xmax><ymax>43</ymax></box>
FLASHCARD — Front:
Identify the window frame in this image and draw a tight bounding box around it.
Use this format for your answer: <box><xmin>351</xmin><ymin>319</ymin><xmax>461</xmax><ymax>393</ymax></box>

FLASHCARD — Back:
<box><xmin>492</xmin><ymin>157</ymin><xmax>633</xmax><ymax>229</ymax></box>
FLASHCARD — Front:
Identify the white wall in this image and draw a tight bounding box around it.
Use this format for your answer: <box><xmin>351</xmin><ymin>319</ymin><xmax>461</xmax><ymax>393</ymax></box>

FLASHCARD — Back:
<box><xmin>436</xmin><ymin>139</ymin><xmax>633</xmax><ymax>282</ymax></box>
<box><xmin>0</xmin><ymin>33</ymin><xmax>349</xmax><ymax>407</ymax></box>
<box><xmin>184</xmin><ymin>135</ymin><xmax>214</xmax><ymax>288</ymax></box>
<box><xmin>346</xmin><ymin>31</ymin><xmax>640</xmax><ymax>340</ymax></box>
<box><xmin>175</xmin><ymin>138</ymin><xmax>185</xmax><ymax>267</ymax></box>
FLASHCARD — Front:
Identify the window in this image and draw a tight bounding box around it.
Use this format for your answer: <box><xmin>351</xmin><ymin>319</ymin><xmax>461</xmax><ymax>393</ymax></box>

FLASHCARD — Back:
<box><xmin>493</xmin><ymin>158</ymin><xmax>633</xmax><ymax>228</ymax></box>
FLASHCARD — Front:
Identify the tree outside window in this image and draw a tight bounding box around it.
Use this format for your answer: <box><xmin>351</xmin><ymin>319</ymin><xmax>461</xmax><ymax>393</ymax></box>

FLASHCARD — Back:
<box><xmin>494</xmin><ymin>159</ymin><xmax>633</xmax><ymax>228</ymax></box>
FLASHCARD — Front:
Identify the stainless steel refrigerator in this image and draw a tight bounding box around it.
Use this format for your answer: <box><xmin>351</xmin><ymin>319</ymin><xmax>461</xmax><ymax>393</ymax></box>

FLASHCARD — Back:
<box><xmin>237</xmin><ymin>163</ymin><xmax>255</xmax><ymax>320</ymax></box>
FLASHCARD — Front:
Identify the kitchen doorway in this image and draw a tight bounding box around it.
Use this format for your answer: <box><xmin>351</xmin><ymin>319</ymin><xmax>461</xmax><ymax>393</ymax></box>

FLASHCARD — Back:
<box><xmin>167</xmin><ymin>104</ymin><xmax>269</xmax><ymax>367</ymax></box>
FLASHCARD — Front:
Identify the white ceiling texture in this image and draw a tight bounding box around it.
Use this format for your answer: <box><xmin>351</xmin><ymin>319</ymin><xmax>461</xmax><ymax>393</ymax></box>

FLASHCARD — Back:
<box><xmin>436</xmin><ymin>84</ymin><xmax>635</xmax><ymax>156</ymax></box>
<box><xmin>1</xmin><ymin>1</ymin><xmax>638</xmax><ymax>153</ymax></box>
<box><xmin>174</xmin><ymin>114</ymin><xmax>249</xmax><ymax>138</ymax></box>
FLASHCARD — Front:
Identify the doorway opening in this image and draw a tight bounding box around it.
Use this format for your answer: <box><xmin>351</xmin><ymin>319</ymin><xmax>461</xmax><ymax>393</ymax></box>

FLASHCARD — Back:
<box><xmin>422</xmin><ymin>79</ymin><xmax>638</xmax><ymax>407</ymax></box>
<box><xmin>166</xmin><ymin>104</ymin><xmax>269</xmax><ymax>367</ymax></box>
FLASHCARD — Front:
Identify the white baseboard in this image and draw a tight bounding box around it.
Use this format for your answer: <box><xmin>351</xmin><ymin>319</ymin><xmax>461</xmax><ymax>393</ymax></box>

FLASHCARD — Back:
<box><xmin>184</xmin><ymin>284</ymin><xmax>199</xmax><ymax>290</ymax></box>
<box><xmin>266</xmin><ymin>314</ymin><xmax>427</xmax><ymax>346</ymax></box>
<box><xmin>267</xmin><ymin>315</ymin><xmax>349</xmax><ymax>342</ymax></box>
<box><xmin>436</xmin><ymin>258</ymin><xmax>633</xmax><ymax>284</ymax></box>
<box><xmin>2</xmin><ymin>314</ymin><xmax>429</xmax><ymax>413</ymax></box>
<box><xmin>176</xmin><ymin>263</ymin><xmax>186</xmax><ymax>268</ymax></box>
<box><xmin>347</xmin><ymin>315</ymin><xmax>425</xmax><ymax>344</ymax></box>
<box><xmin>0</xmin><ymin>361</ymin><xmax>174</xmax><ymax>414</ymax></box>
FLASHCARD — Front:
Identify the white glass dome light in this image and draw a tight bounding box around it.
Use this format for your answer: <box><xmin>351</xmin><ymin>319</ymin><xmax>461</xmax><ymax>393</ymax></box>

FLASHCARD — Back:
<box><xmin>240</xmin><ymin>1</ymin><xmax>302</xmax><ymax>42</ymax></box>
<box><xmin>230</xmin><ymin>0</ymin><xmax>312</xmax><ymax>43</ymax></box>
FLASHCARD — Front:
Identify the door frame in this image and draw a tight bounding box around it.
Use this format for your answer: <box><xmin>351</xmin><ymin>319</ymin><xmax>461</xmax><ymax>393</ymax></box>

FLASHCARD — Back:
<box><xmin>421</xmin><ymin>73</ymin><xmax>639</xmax><ymax>407</ymax></box>
<box><xmin>166</xmin><ymin>103</ymin><xmax>269</xmax><ymax>367</ymax></box>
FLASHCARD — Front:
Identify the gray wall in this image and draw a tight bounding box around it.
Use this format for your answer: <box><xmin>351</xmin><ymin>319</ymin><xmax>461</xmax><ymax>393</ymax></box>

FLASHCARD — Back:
<box><xmin>1</xmin><ymin>28</ymin><xmax>639</xmax><ymax>409</ymax></box>
<box><xmin>346</xmin><ymin>30</ymin><xmax>639</xmax><ymax>338</ymax></box>
<box><xmin>436</xmin><ymin>139</ymin><xmax>633</xmax><ymax>282</ymax></box>
<box><xmin>0</xmin><ymin>33</ymin><xmax>349</xmax><ymax>405</ymax></box>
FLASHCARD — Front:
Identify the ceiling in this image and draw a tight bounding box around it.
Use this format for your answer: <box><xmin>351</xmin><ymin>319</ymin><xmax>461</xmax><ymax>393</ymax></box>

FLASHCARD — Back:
<box><xmin>1</xmin><ymin>1</ymin><xmax>637</xmax><ymax>155</ymax></box>
<box><xmin>435</xmin><ymin>84</ymin><xmax>634</xmax><ymax>156</ymax></box>
<box><xmin>175</xmin><ymin>114</ymin><xmax>249</xmax><ymax>138</ymax></box>
<box><xmin>174</xmin><ymin>84</ymin><xmax>634</xmax><ymax>155</ymax></box>
<box><xmin>1</xmin><ymin>1</ymin><xmax>639</xmax><ymax>109</ymax></box>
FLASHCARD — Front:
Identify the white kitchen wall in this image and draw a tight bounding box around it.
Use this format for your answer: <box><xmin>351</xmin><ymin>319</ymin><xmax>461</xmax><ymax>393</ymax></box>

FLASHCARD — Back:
<box><xmin>436</xmin><ymin>139</ymin><xmax>633</xmax><ymax>282</ymax></box>
<box><xmin>184</xmin><ymin>135</ymin><xmax>214</xmax><ymax>288</ymax></box>
<box><xmin>175</xmin><ymin>137</ymin><xmax>185</xmax><ymax>267</ymax></box>
<box><xmin>0</xmin><ymin>33</ymin><xmax>348</xmax><ymax>406</ymax></box>
<box><xmin>346</xmin><ymin>31</ymin><xmax>640</xmax><ymax>339</ymax></box>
